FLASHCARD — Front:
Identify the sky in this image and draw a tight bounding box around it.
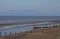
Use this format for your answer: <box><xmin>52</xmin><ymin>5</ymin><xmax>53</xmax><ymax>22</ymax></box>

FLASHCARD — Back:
<box><xmin>0</xmin><ymin>0</ymin><xmax>60</xmax><ymax>16</ymax></box>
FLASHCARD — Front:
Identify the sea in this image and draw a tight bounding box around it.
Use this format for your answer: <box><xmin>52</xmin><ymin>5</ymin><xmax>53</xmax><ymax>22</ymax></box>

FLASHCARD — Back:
<box><xmin>0</xmin><ymin>16</ymin><xmax>60</xmax><ymax>24</ymax></box>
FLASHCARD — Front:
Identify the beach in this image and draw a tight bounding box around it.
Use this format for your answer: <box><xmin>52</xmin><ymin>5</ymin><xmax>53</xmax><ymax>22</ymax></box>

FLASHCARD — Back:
<box><xmin>0</xmin><ymin>20</ymin><xmax>60</xmax><ymax>39</ymax></box>
<box><xmin>0</xmin><ymin>25</ymin><xmax>60</xmax><ymax>39</ymax></box>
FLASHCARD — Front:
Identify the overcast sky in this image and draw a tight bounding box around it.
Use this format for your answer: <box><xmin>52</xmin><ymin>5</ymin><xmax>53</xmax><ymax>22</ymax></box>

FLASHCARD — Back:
<box><xmin>0</xmin><ymin>0</ymin><xmax>60</xmax><ymax>16</ymax></box>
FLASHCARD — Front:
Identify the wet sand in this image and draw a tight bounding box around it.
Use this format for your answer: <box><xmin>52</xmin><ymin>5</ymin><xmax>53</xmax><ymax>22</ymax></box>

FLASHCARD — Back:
<box><xmin>0</xmin><ymin>20</ymin><xmax>60</xmax><ymax>26</ymax></box>
<box><xmin>0</xmin><ymin>20</ymin><xmax>41</xmax><ymax>26</ymax></box>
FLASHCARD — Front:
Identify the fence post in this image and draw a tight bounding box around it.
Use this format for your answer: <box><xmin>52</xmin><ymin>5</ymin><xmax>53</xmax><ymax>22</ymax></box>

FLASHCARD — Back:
<box><xmin>55</xmin><ymin>24</ymin><xmax>57</xmax><ymax>27</ymax></box>
<box><xmin>30</xmin><ymin>30</ymin><xmax>32</xmax><ymax>33</ymax></box>
<box><xmin>52</xmin><ymin>24</ymin><xmax>54</xmax><ymax>29</ymax></box>
<box><xmin>56</xmin><ymin>24</ymin><xmax>57</xmax><ymax>27</ymax></box>
<box><xmin>15</xmin><ymin>31</ymin><xmax>16</xmax><ymax>34</ymax></box>
<box><xmin>5</xmin><ymin>32</ymin><xmax>6</xmax><ymax>36</ymax></box>
<box><xmin>0</xmin><ymin>32</ymin><xmax>1</xmax><ymax>37</ymax></box>
<box><xmin>53</xmin><ymin>24</ymin><xmax>54</xmax><ymax>27</ymax></box>
<box><xmin>40</xmin><ymin>25</ymin><xmax>42</xmax><ymax>28</ymax></box>
<box><xmin>15</xmin><ymin>31</ymin><xmax>17</xmax><ymax>39</ymax></box>
<box><xmin>43</xmin><ymin>25</ymin><xmax>44</xmax><ymax>28</ymax></box>
<box><xmin>49</xmin><ymin>24</ymin><xmax>50</xmax><ymax>27</ymax></box>
<box><xmin>10</xmin><ymin>32</ymin><xmax>11</xmax><ymax>35</ymax></box>
<box><xmin>46</xmin><ymin>24</ymin><xmax>47</xmax><ymax>28</ymax></box>
<box><xmin>33</xmin><ymin>25</ymin><xmax>34</xmax><ymax>29</ymax></box>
